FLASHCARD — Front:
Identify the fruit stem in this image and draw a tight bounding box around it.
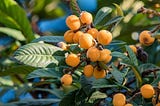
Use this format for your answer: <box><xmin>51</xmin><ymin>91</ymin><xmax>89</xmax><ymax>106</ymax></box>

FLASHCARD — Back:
<box><xmin>131</xmin><ymin>66</ymin><xmax>142</xmax><ymax>87</ymax></box>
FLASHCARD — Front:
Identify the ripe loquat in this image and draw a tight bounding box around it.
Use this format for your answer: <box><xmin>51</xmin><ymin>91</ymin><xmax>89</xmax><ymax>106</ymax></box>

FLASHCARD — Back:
<box><xmin>79</xmin><ymin>33</ymin><xmax>93</xmax><ymax>49</ymax></box>
<box><xmin>125</xmin><ymin>103</ymin><xmax>133</xmax><ymax>106</ymax></box>
<box><xmin>64</xmin><ymin>30</ymin><xmax>74</xmax><ymax>43</ymax></box>
<box><xmin>57</xmin><ymin>41</ymin><xmax>68</xmax><ymax>50</ymax></box>
<box><xmin>140</xmin><ymin>84</ymin><xmax>155</xmax><ymax>98</ymax></box>
<box><xmin>113</xmin><ymin>93</ymin><xmax>126</xmax><ymax>106</ymax></box>
<box><xmin>65</xmin><ymin>53</ymin><xmax>80</xmax><ymax>67</ymax></box>
<box><xmin>83</xmin><ymin>65</ymin><xmax>94</xmax><ymax>77</ymax></box>
<box><xmin>98</xmin><ymin>49</ymin><xmax>112</xmax><ymax>63</ymax></box>
<box><xmin>87</xmin><ymin>28</ymin><xmax>98</xmax><ymax>39</ymax></box>
<box><xmin>80</xmin><ymin>11</ymin><xmax>93</xmax><ymax>24</ymax></box>
<box><xmin>93</xmin><ymin>67</ymin><xmax>106</xmax><ymax>79</ymax></box>
<box><xmin>61</xmin><ymin>74</ymin><xmax>72</xmax><ymax>86</ymax></box>
<box><xmin>139</xmin><ymin>30</ymin><xmax>155</xmax><ymax>46</ymax></box>
<box><xmin>156</xmin><ymin>103</ymin><xmax>160</xmax><ymax>106</ymax></box>
<box><xmin>87</xmin><ymin>47</ymin><xmax>100</xmax><ymax>62</ymax></box>
<box><xmin>97</xmin><ymin>30</ymin><xmax>112</xmax><ymax>45</ymax></box>
<box><xmin>66</xmin><ymin>15</ymin><xmax>81</xmax><ymax>30</ymax></box>
<box><xmin>129</xmin><ymin>45</ymin><xmax>137</xmax><ymax>54</ymax></box>
<box><xmin>73</xmin><ymin>31</ymin><xmax>83</xmax><ymax>43</ymax></box>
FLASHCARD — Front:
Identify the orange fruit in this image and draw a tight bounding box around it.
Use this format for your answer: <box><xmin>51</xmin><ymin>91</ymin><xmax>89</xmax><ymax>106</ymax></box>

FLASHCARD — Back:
<box><xmin>73</xmin><ymin>31</ymin><xmax>83</xmax><ymax>43</ymax></box>
<box><xmin>87</xmin><ymin>47</ymin><xmax>100</xmax><ymax>62</ymax></box>
<box><xmin>80</xmin><ymin>11</ymin><xmax>93</xmax><ymax>24</ymax></box>
<box><xmin>97</xmin><ymin>30</ymin><xmax>112</xmax><ymax>45</ymax></box>
<box><xmin>66</xmin><ymin>15</ymin><xmax>81</xmax><ymax>30</ymax></box>
<box><xmin>125</xmin><ymin>103</ymin><xmax>133</xmax><ymax>106</ymax></box>
<box><xmin>57</xmin><ymin>41</ymin><xmax>68</xmax><ymax>50</ymax></box>
<box><xmin>113</xmin><ymin>93</ymin><xmax>126</xmax><ymax>106</ymax></box>
<box><xmin>98</xmin><ymin>49</ymin><xmax>112</xmax><ymax>63</ymax></box>
<box><xmin>87</xmin><ymin>28</ymin><xmax>98</xmax><ymax>39</ymax></box>
<box><xmin>129</xmin><ymin>45</ymin><xmax>137</xmax><ymax>54</ymax></box>
<box><xmin>64</xmin><ymin>30</ymin><xmax>74</xmax><ymax>43</ymax></box>
<box><xmin>79</xmin><ymin>33</ymin><xmax>93</xmax><ymax>49</ymax></box>
<box><xmin>93</xmin><ymin>67</ymin><xmax>106</xmax><ymax>79</ymax></box>
<box><xmin>61</xmin><ymin>74</ymin><xmax>72</xmax><ymax>86</ymax></box>
<box><xmin>140</xmin><ymin>84</ymin><xmax>155</xmax><ymax>98</ymax></box>
<box><xmin>156</xmin><ymin>103</ymin><xmax>160</xmax><ymax>106</ymax></box>
<box><xmin>65</xmin><ymin>53</ymin><xmax>80</xmax><ymax>67</ymax></box>
<box><xmin>139</xmin><ymin>30</ymin><xmax>155</xmax><ymax>46</ymax></box>
<box><xmin>83</xmin><ymin>65</ymin><xmax>94</xmax><ymax>77</ymax></box>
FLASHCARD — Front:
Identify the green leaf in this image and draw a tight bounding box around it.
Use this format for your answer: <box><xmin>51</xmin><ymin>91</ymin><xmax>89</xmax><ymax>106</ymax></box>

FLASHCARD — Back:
<box><xmin>59</xmin><ymin>90</ymin><xmax>77</xmax><ymax>106</ymax></box>
<box><xmin>113</xmin><ymin>3</ymin><xmax>124</xmax><ymax>16</ymax></box>
<box><xmin>70</xmin><ymin>0</ymin><xmax>81</xmax><ymax>16</ymax></box>
<box><xmin>111</xmin><ymin>51</ymin><xmax>131</xmax><ymax>65</ymax></box>
<box><xmin>103</xmin><ymin>16</ymin><xmax>123</xmax><ymax>27</ymax></box>
<box><xmin>0</xmin><ymin>0</ymin><xmax>35</xmax><ymax>42</ymax></box>
<box><xmin>13</xmin><ymin>43</ymin><xmax>63</xmax><ymax>67</ymax></box>
<box><xmin>94</xmin><ymin>7</ymin><xmax>112</xmax><ymax>26</ymax></box>
<box><xmin>92</xmin><ymin>79</ymin><xmax>118</xmax><ymax>88</ymax></box>
<box><xmin>105</xmin><ymin>40</ymin><xmax>126</xmax><ymax>51</ymax></box>
<box><xmin>27</xmin><ymin>68</ymin><xmax>61</xmax><ymax>79</ymax></box>
<box><xmin>138</xmin><ymin>63</ymin><xmax>160</xmax><ymax>73</ymax></box>
<box><xmin>125</xmin><ymin>45</ymin><xmax>138</xmax><ymax>66</ymax></box>
<box><xmin>32</xmin><ymin>36</ymin><xmax>64</xmax><ymax>44</ymax></box>
<box><xmin>0</xmin><ymin>65</ymin><xmax>36</xmax><ymax>76</ymax></box>
<box><xmin>111</xmin><ymin>63</ymin><xmax>124</xmax><ymax>84</ymax></box>
<box><xmin>3</xmin><ymin>99</ymin><xmax>60</xmax><ymax>106</ymax></box>
<box><xmin>0</xmin><ymin>27</ymin><xmax>25</xmax><ymax>41</ymax></box>
<box><xmin>89</xmin><ymin>91</ymin><xmax>107</xmax><ymax>103</ymax></box>
<box><xmin>151</xmin><ymin>73</ymin><xmax>160</xmax><ymax>86</ymax></box>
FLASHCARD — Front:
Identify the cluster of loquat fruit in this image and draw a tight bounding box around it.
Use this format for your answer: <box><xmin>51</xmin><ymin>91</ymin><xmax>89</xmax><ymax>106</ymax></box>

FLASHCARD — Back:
<box><xmin>59</xmin><ymin>11</ymin><xmax>112</xmax><ymax>86</ymax></box>
<box><xmin>58</xmin><ymin>11</ymin><xmax>159</xmax><ymax>106</ymax></box>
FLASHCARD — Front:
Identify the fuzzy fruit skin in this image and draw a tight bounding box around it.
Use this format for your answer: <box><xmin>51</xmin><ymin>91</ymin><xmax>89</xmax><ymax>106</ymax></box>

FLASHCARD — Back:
<box><xmin>156</xmin><ymin>103</ymin><xmax>160</xmax><ymax>106</ymax></box>
<box><xmin>65</xmin><ymin>54</ymin><xmax>80</xmax><ymax>67</ymax></box>
<box><xmin>97</xmin><ymin>30</ymin><xmax>112</xmax><ymax>45</ymax></box>
<box><xmin>125</xmin><ymin>103</ymin><xmax>133</xmax><ymax>106</ymax></box>
<box><xmin>93</xmin><ymin>68</ymin><xmax>106</xmax><ymax>79</ymax></box>
<box><xmin>83</xmin><ymin>65</ymin><xmax>94</xmax><ymax>77</ymax></box>
<box><xmin>98</xmin><ymin>49</ymin><xmax>112</xmax><ymax>63</ymax></box>
<box><xmin>113</xmin><ymin>93</ymin><xmax>126</xmax><ymax>106</ymax></box>
<box><xmin>64</xmin><ymin>30</ymin><xmax>74</xmax><ymax>43</ymax></box>
<box><xmin>73</xmin><ymin>31</ymin><xmax>83</xmax><ymax>43</ymax></box>
<box><xmin>66</xmin><ymin>15</ymin><xmax>81</xmax><ymax>30</ymax></box>
<box><xmin>139</xmin><ymin>30</ymin><xmax>155</xmax><ymax>46</ymax></box>
<box><xmin>79</xmin><ymin>33</ymin><xmax>93</xmax><ymax>49</ymax></box>
<box><xmin>129</xmin><ymin>45</ymin><xmax>137</xmax><ymax>54</ymax></box>
<box><xmin>80</xmin><ymin>11</ymin><xmax>93</xmax><ymax>24</ymax></box>
<box><xmin>87</xmin><ymin>47</ymin><xmax>100</xmax><ymax>62</ymax></box>
<box><xmin>87</xmin><ymin>28</ymin><xmax>98</xmax><ymax>39</ymax></box>
<box><xmin>61</xmin><ymin>74</ymin><xmax>72</xmax><ymax>86</ymax></box>
<box><xmin>140</xmin><ymin>84</ymin><xmax>155</xmax><ymax>98</ymax></box>
<box><xmin>57</xmin><ymin>42</ymin><xmax>68</xmax><ymax>50</ymax></box>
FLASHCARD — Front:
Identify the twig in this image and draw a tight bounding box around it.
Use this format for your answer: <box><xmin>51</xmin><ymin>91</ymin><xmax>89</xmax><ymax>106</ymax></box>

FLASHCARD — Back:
<box><xmin>142</xmin><ymin>68</ymin><xmax>160</xmax><ymax>78</ymax></box>
<box><xmin>127</xmin><ymin>92</ymin><xmax>141</xmax><ymax>102</ymax></box>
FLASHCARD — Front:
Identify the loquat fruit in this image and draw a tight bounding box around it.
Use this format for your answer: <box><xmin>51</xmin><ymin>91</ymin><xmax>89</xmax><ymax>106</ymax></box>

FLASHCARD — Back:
<box><xmin>87</xmin><ymin>28</ymin><xmax>98</xmax><ymax>39</ymax></box>
<box><xmin>61</xmin><ymin>74</ymin><xmax>72</xmax><ymax>86</ymax></box>
<box><xmin>87</xmin><ymin>47</ymin><xmax>100</xmax><ymax>62</ymax></box>
<box><xmin>93</xmin><ymin>67</ymin><xmax>106</xmax><ymax>79</ymax></box>
<box><xmin>66</xmin><ymin>15</ymin><xmax>81</xmax><ymax>30</ymax></box>
<box><xmin>129</xmin><ymin>45</ymin><xmax>137</xmax><ymax>54</ymax></box>
<box><xmin>64</xmin><ymin>30</ymin><xmax>74</xmax><ymax>43</ymax></box>
<box><xmin>57</xmin><ymin>41</ymin><xmax>68</xmax><ymax>50</ymax></box>
<box><xmin>125</xmin><ymin>103</ymin><xmax>133</xmax><ymax>106</ymax></box>
<box><xmin>83</xmin><ymin>65</ymin><xmax>94</xmax><ymax>78</ymax></box>
<box><xmin>113</xmin><ymin>93</ymin><xmax>126</xmax><ymax>106</ymax></box>
<box><xmin>80</xmin><ymin>11</ymin><xmax>93</xmax><ymax>25</ymax></box>
<box><xmin>140</xmin><ymin>84</ymin><xmax>155</xmax><ymax>98</ymax></box>
<box><xmin>139</xmin><ymin>30</ymin><xmax>155</xmax><ymax>46</ymax></box>
<box><xmin>73</xmin><ymin>31</ymin><xmax>83</xmax><ymax>43</ymax></box>
<box><xmin>156</xmin><ymin>103</ymin><xmax>160</xmax><ymax>106</ymax></box>
<box><xmin>79</xmin><ymin>33</ymin><xmax>93</xmax><ymax>49</ymax></box>
<box><xmin>65</xmin><ymin>53</ymin><xmax>80</xmax><ymax>67</ymax></box>
<box><xmin>98</xmin><ymin>49</ymin><xmax>112</xmax><ymax>63</ymax></box>
<box><xmin>97</xmin><ymin>30</ymin><xmax>112</xmax><ymax>45</ymax></box>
